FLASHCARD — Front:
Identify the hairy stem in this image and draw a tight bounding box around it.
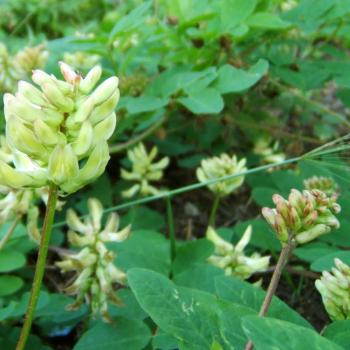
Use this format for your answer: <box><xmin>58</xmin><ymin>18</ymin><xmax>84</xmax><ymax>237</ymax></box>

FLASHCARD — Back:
<box><xmin>245</xmin><ymin>239</ymin><xmax>294</xmax><ymax>350</ymax></box>
<box><xmin>16</xmin><ymin>184</ymin><xmax>58</xmax><ymax>350</ymax></box>
<box><xmin>0</xmin><ymin>216</ymin><xmax>20</xmax><ymax>251</ymax></box>
<box><xmin>208</xmin><ymin>196</ymin><xmax>220</xmax><ymax>227</ymax></box>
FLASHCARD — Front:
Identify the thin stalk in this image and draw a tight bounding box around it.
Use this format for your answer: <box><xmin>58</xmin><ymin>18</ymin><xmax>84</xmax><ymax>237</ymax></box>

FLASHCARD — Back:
<box><xmin>109</xmin><ymin>116</ymin><xmax>166</xmax><ymax>154</ymax></box>
<box><xmin>166</xmin><ymin>196</ymin><xmax>176</xmax><ymax>262</ymax></box>
<box><xmin>208</xmin><ymin>196</ymin><xmax>220</xmax><ymax>227</ymax></box>
<box><xmin>52</xmin><ymin>156</ymin><xmax>301</xmax><ymax>229</ymax></box>
<box><xmin>244</xmin><ymin>238</ymin><xmax>295</xmax><ymax>350</ymax></box>
<box><xmin>0</xmin><ymin>216</ymin><xmax>20</xmax><ymax>251</ymax></box>
<box><xmin>16</xmin><ymin>184</ymin><xmax>58</xmax><ymax>350</ymax></box>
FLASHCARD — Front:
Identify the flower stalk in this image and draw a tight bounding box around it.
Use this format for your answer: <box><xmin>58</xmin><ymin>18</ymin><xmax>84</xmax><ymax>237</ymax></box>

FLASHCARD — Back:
<box><xmin>0</xmin><ymin>215</ymin><xmax>20</xmax><ymax>251</ymax></box>
<box><xmin>208</xmin><ymin>195</ymin><xmax>220</xmax><ymax>227</ymax></box>
<box><xmin>245</xmin><ymin>235</ymin><xmax>295</xmax><ymax>350</ymax></box>
<box><xmin>16</xmin><ymin>183</ymin><xmax>58</xmax><ymax>350</ymax></box>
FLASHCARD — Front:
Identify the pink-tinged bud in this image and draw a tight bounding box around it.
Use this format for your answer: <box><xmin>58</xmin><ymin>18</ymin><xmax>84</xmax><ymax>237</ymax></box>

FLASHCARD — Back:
<box><xmin>272</xmin><ymin>194</ymin><xmax>285</xmax><ymax>206</ymax></box>
<box><xmin>59</xmin><ymin>61</ymin><xmax>81</xmax><ymax>84</ymax></box>
<box><xmin>289</xmin><ymin>207</ymin><xmax>301</xmax><ymax>230</ymax></box>
<box><xmin>262</xmin><ymin>207</ymin><xmax>276</xmax><ymax>226</ymax></box>
<box><xmin>274</xmin><ymin>214</ymin><xmax>288</xmax><ymax>242</ymax></box>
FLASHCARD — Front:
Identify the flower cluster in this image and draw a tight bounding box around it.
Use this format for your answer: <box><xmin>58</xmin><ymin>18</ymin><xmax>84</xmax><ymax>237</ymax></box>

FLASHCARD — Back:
<box><xmin>121</xmin><ymin>143</ymin><xmax>169</xmax><ymax>198</ymax></box>
<box><xmin>206</xmin><ymin>226</ymin><xmax>270</xmax><ymax>280</ymax></box>
<box><xmin>304</xmin><ymin>176</ymin><xmax>338</xmax><ymax>197</ymax></box>
<box><xmin>63</xmin><ymin>51</ymin><xmax>100</xmax><ymax>70</ymax></box>
<box><xmin>196</xmin><ymin>154</ymin><xmax>247</xmax><ymax>198</ymax></box>
<box><xmin>0</xmin><ymin>42</ymin><xmax>48</xmax><ymax>93</ymax></box>
<box><xmin>56</xmin><ymin>198</ymin><xmax>130</xmax><ymax>321</ymax></box>
<box><xmin>316</xmin><ymin>258</ymin><xmax>350</xmax><ymax>320</ymax></box>
<box><xmin>3</xmin><ymin>62</ymin><xmax>119</xmax><ymax>194</ymax></box>
<box><xmin>262</xmin><ymin>189</ymin><xmax>341</xmax><ymax>245</ymax></box>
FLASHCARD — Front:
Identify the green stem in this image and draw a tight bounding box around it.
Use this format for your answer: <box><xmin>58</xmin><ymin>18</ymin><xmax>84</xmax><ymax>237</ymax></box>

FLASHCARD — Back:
<box><xmin>244</xmin><ymin>238</ymin><xmax>294</xmax><ymax>350</ymax></box>
<box><xmin>208</xmin><ymin>196</ymin><xmax>220</xmax><ymax>227</ymax></box>
<box><xmin>0</xmin><ymin>216</ymin><xmax>20</xmax><ymax>251</ymax></box>
<box><xmin>52</xmin><ymin>156</ymin><xmax>302</xmax><ymax>229</ymax></box>
<box><xmin>16</xmin><ymin>184</ymin><xmax>58</xmax><ymax>350</ymax></box>
<box><xmin>109</xmin><ymin>116</ymin><xmax>166</xmax><ymax>154</ymax></box>
<box><xmin>166</xmin><ymin>196</ymin><xmax>176</xmax><ymax>262</ymax></box>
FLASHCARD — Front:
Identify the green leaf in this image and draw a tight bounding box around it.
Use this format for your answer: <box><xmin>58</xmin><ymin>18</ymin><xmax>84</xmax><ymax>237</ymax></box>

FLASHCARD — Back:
<box><xmin>109</xmin><ymin>230</ymin><xmax>171</xmax><ymax>275</ymax></box>
<box><xmin>233</xmin><ymin>219</ymin><xmax>281</xmax><ymax>252</ymax></box>
<box><xmin>152</xmin><ymin>330</ymin><xmax>178</xmax><ymax>350</ymax></box>
<box><xmin>172</xmin><ymin>239</ymin><xmax>214</xmax><ymax>275</ymax></box>
<box><xmin>4</xmin><ymin>291</ymin><xmax>50</xmax><ymax>319</ymax></box>
<box><xmin>128</xmin><ymin>268</ymin><xmax>254</xmax><ymax>349</ymax></box>
<box><xmin>109</xmin><ymin>289</ymin><xmax>147</xmax><ymax>321</ymax></box>
<box><xmin>242</xmin><ymin>316</ymin><xmax>342</xmax><ymax>350</ymax></box>
<box><xmin>246</xmin><ymin>12</ymin><xmax>291</xmax><ymax>29</ymax></box>
<box><xmin>215</xmin><ymin>275</ymin><xmax>312</xmax><ymax>329</ymax></box>
<box><xmin>0</xmin><ymin>250</ymin><xmax>26</xmax><ymax>272</ymax></box>
<box><xmin>0</xmin><ymin>275</ymin><xmax>23</xmax><ymax>297</ymax></box>
<box><xmin>251</xmin><ymin>187</ymin><xmax>276</xmax><ymax>207</ymax></box>
<box><xmin>294</xmin><ymin>243</ymin><xmax>339</xmax><ymax>263</ymax></box>
<box><xmin>311</xmin><ymin>251</ymin><xmax>350</xmax><ymax>272</ymax></box>
<box><xmin>121</xmin><ymin>206</ymin><xmax>165</xmax><ymax>231</ymax></box>
<box><xmin>73</xmin><ymin>318</ymin><xmax>151</xmax><ymax>350</ymax></box>
<box><xmin>174</xmin><ymin>264</ymin><xmax>225</xmax><ymax>293</ymax></box>
<box><xmin>214</xmin><ymin>59</ymin><xmax>269</xmax><ymax>94</ymax></box>
<box><xmin>178</xmin><ymin>88</ymin><xmax>224</xmax><ymax>114</ymax></box>
<box><xmin>218</xmin><ymin>0</ymin><xmax>257</xmax><ymax>30</ymax></box>
<box><xmin>323</xmin><ymin>320</ymin><xmax>350</xmax><ymax>348</ymax></box>
<box><xmin>123</xmin><ymin>96</ymin><xmax>169</xmax><ymax>114</ymax></box>
<box><xmin>109</xmin><ymin>1</ymin><xmax>152</xmax><ymax>40</ymax></box>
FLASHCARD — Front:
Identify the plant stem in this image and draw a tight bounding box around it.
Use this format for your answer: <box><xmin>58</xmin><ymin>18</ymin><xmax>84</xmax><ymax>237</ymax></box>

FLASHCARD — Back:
<box><xmin>166</xmin><ymin>196</ymin><xmax>176</xmax><ymax>262</ymax></box>
<box><xmin>0</xmin><ymin>216</ymin><xmax>20</xmax><ymax>251</ymax></box>
<box><xmin>244</xmin><ymin>239</ymin><xmax>294</xmax><ymax>350</ymax></box>
<box><xmin>208</xmin><ymin>196</ymin><xmax>220</xmax><ymax>227</ymax></box>
<box><xmin>16</xmin><ymin>184</ymin><xmax>58</xmax><ymax>350</ymax></box>
<box><xmin>109</xmin><ymin>116</ymin><xmax>166</xmax><ymax>154</ymax></box>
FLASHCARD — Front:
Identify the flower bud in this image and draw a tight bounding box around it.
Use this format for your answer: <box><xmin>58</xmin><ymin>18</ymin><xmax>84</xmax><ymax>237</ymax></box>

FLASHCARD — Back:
<box><xmin>79</xmin><ymin>65</ymin><xmax>102</xmax><ymax>93</ymax></box>
<box><xmin>90</xmin><ymin>76</ymin><xmax>119</xmax><ymax>105</ymax></box>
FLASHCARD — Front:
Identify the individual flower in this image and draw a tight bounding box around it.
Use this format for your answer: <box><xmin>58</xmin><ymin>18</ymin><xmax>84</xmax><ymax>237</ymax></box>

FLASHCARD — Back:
<box><xmin>316</xmin><ymin>258</ymin><xmax>350</xmax><ymax>321</ymax></box>
<box><xmin>253</xmin><ymin>137</ymin><xmax>285</xmax><ymax>165</ymax></box>
<box><xmin>262</xmin><ymin>189</ymin><xmax>341</xmax><ymax>245</ymax></box>
<box><xmin>56</xmin><ymin>198</ymin><xmax>131</xmax><ymax>322</ymax></box>
<box><xmin>196</xmin><ymin>154</ymin><xmax>247</xmax><ymax>198</ymax></box>
<box><xmin>121</xmin><ymin>143</ymin><xmax>169</xmax><ymax>198</ymax></box>
<box><xmin>63</xmin><ymin>51</ymin><xmax>100</xmax><ymax>70</ymax></box>
<box><xmin>3</xmin><ymin>61</ymin><xmax>119</xmax><ymax>194</ymax></box>
<box><xmin>304</xmin><ymin>176</ymin><xmax>339</xmax><ymax>197</ymax></box>
<box><xmin>206</xmin><ymin>226</ymin><xmax>270</xmax><ymax>280</ymax></box>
